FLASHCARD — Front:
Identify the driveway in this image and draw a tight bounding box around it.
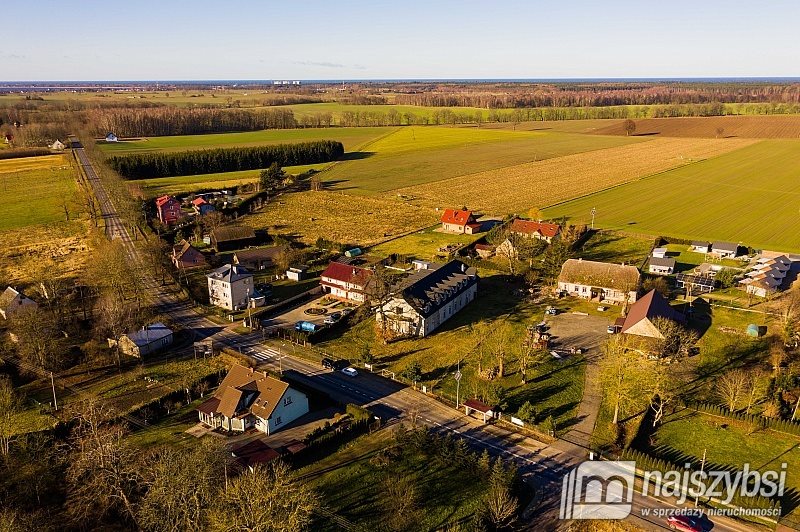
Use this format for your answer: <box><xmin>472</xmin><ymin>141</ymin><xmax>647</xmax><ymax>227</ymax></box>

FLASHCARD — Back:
<box><xmin>259</xmin><ymin>294</ymin><xmax>329</xmax><ymax>330</ymax></box>
<box><xmin>544</xmin><ymin>312</ymin><xmax>610</xmax><ymax>452</ymax></box>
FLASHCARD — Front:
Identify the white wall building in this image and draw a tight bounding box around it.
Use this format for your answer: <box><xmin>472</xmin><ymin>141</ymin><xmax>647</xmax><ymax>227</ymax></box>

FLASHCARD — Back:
<box><xmin>207</xmin><ymin>264</ymin><xmax>254</xmax><ymax>311</ymax></box>
<box><xmin>557</xmin><ymin>259</ymin><xmax>640</xmax><ymax>304</ymax></box>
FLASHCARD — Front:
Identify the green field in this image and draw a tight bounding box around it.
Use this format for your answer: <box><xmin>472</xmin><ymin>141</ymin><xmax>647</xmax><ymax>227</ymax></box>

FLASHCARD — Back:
<box><xmin>0</xmin><ymin>155</ymin><xmax>82</xmax><ymax>231</ymax></box>
<box><xmin>322</xmin><ymin>126</ymin><xmax>641</xmax><ymax>194</ymax></box>
<box><xmin>97</xmin><ymin>126</ymin><xmax>396</xmax><ymax>154</ymax></box>
<box><xmin>546</xmin><ymin>140</ymin><xmax>800</xmax><ymax>252</ymax></box>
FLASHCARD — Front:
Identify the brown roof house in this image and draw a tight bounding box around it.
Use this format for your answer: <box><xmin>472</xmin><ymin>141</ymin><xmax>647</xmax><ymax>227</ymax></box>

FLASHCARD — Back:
<box><xmin>320</xmin><ymin>262</ymin><xmax>373</xmax><ymax>303</ymax></box>
<box><xmin>210</xmin><ymin>225</ymin><xmax>257</xmax><ymax>252</ymax></box>
<box><xmin>509</xmin><ymin>219</ymin><xmax>562</xmax><ymax>243</ymax></box>
<box><xmin>557</xmin><ymin>259</ymin><xmax>640</xmax><ymax>305</ymax></box>
<box><xmin>441</xmin><ymin>208</ymin><xmax>481</xmax><ymax>234</ymax></box>
<box><xmin>233</xmin><ymin>246</ymin><xmax>287</xmax><ymax>272</ymax></box>
<box><xmin>620</xmin><ymin>289</ymin><xmax>685</xmax><ymax>339</ymax></box>
<box><xmin>0</xmin><ymin>287</ymin><xmax>37</xmax><ymax>320</ymax></box>
<box><xmin>197</xmin><ymin>364</ymin><xmax>309</xmax><ymax>434</ymax></box>
<box><xmin>172</xmin><ymin>240</ymin><xmax>208</xmax><ymax>270</ymax></box>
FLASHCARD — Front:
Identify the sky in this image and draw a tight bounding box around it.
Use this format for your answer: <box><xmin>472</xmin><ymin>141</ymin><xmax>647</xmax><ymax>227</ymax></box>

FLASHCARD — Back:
<box><xmin>2</xmin><ymin>0</ymin><xmax>799</xmax><ymax>81</ymax></box>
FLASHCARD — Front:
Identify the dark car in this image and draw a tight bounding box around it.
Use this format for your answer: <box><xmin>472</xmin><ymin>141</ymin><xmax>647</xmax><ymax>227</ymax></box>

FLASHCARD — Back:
<box><xmin>321</xmin><ymin>357</ymin><xmax>335</xmax><ymax>369</ymax></box>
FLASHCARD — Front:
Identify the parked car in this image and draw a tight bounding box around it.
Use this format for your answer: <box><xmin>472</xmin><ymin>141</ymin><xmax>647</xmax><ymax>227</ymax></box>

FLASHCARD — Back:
<box><xmin>341</xmin><ymin>367</ymin><xmax>358</xmax><ymax>377</ymax></box>
<box><xmin>607</xmin><ymin>325</ymin><xmax>619</xmax><ymax>334</ymax></box>
<box><xmin>341</xmin><ymin>308</ymin><xmax>353</xmax><ymax>316</ymax></box>
<box><xmin>545</xmin><ymin>306</ymin><xmax>558</xmax><ymax>315</ymax></box>
<box><xmin>295</xmin><ymin>321</ymin><xmax>319</xmax><ymax>333</ymax></box>
<box><xmin>321</xmin><ymin>357</ymin><xmax>335</xmax><ymax>369</ymax></box>
<box><xmin>666</xmin><ymin>514</ymin><xmax>704</xmax><ymax>532</ymax></box>
<box><xmin>324</xmin><ymin>312</ymin><xmax>343</xmax><ymax>325</ymax></box>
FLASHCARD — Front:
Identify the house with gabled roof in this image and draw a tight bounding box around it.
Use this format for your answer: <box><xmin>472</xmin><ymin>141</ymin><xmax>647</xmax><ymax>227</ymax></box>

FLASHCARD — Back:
<box><xmin>620</xmin><ymin>289</ymin><xmax>685</xmax><ymax>339</ymax></box>
<box><xmin>197</xmin><ymin>364</ymin><xmax>309</xmax><ymax>434</ymax></box>
<box><xmin>207</xmin><ymin>264</ymin><xmax>255</xmax><ymax>310</ymax></box>
<box><xmin>172</xmin><ymin>240</ymin><xmax>208</xmax><ymax>270</ymax></box>
<box><xmin>710</xmin><ymin>241</ymin><xmax>740</xmax><ymax>259</ymax></box>
<box><xmin>377</xmin><ymin>260</ymin><xmax>478</xmax><ymax>337</ymax></box>
<box><xmin>557</xmin><ymin>258</ymin><xmax>640</xmax><ymax>304</ymax></box>
<box><xmin>739</xmin><ymin>254</ymin><xmax>793</xmax><ymax>298</ymax></box>
<box><xmin>320</xmin><ymin>261</ymin><xmax>373</xmax><ymax>303</ymax></box>
<box><xmin>691</xmin><ymin>241</ymin><xmax>711</xmax><ymax>253</ymax></box>
<box><xmin>191</xmin><ymin>197</ymin><xmax>215</xmax><ymax>215</ymax></box>
<box><xmin>210</xmin><ymin>225</ymin><xmax>257</xmax><ymax>252</ymax></box>
<box><xmin>509</xmin><ymin>219</ymin><xmax>561</xmax><ymax>243</ymax></box>
<box><xmin>233</xmin><ymin>246</ymin><xmax>286</xmax><ymax>272</ymax></box>
<box><xmin>0</xmin><ymin>287</ymin><xmax>37</xmax><ymax>320</ymax></box>
<box><xmin>155</xmin><ymin>195</ymin><xmax>182</xmax><ymax>225</ymax></box>
<box><xmin>112</xmin><ymin>322</ymin><xmax>173</xmax><ymax>357</ymax></box>
<box><xmin>105</xmin><ymin>132</ymin><xmax>118</xmax><ymax>142</ymax></box>
<box><xmin>648</xmin><ymin>256</ymin><xmax>676</xmax><ymax>275</ymax></box>
<box><xmin>440</xmin><ymin>208</ymin><xmax>481</xmax><ymax>234</ymax></box>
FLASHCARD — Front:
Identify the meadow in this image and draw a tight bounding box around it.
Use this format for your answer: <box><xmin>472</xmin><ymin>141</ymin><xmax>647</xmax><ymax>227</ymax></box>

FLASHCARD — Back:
<box><xmin>322</xmin><ymin>126</ymin><xmax>642</xmax><ymax>193</ymax></box>
<box><xmin>97</xmin><ymin>126</ymin><xmax>395</xmax><ymax>154</ymax></box>
<box><xmin>545</xmin><ymin>140</ymin><xmax>800</xmax><ymax>251</ymax></box>
<box><xmin>399</xmin><ymin>136</ymin><xmax>757</xmax><ymax>214</ymax></box>
<box><xmin>242</xmin><ymin>191</ymin><xmax>438</xmax><ymax>247</ymax></box>
<box><xmin>593</xmin><ymin>114</ymin><xmax>800</xmax><ymax>139</ymax></box>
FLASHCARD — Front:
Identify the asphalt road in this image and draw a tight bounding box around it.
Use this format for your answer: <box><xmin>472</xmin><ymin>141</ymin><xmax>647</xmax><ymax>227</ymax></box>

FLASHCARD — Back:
<box><xmin>74</xmin><ymin>145</ymin><xmax>771</xmax><ymax>532</ymax></box>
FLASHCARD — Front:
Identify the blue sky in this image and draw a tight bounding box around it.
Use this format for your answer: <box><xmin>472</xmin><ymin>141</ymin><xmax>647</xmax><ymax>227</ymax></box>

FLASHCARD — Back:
<box><xmin>2</xmin><ymin>0</ymin><xmax>798</xmax><ymax>80</ymax></box>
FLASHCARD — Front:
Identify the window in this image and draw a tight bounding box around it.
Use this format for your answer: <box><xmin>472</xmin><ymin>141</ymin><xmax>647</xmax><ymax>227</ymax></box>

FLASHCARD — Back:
<box><xmin>284</xmin><ymin>396</ymin><xmax>293</xmax><ymax>406</ymax></box>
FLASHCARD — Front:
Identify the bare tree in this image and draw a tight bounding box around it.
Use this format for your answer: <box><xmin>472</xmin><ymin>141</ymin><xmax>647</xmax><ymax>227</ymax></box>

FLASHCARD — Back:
<box><xmin>715</xmin><ymin>126</ymin><xmax>725</xmax><ymax>139</ymax></box>
<box><xmin>0</xmin><ymin>375</ymin><xmax>20</xmax><ymax>457</ymax></box>
<box><xmin>485</xmin><ymin>484</ymin><xmax>519</xmax><ymax>529</ymax></box>
<box><xmin>717</xmin><ymin>369</ymin><xmax>748</xmax><ymax>412</ymax></box>
<box><xmin>381</xmin><ymin>474</ymin><xmax>420</xmax><ymax>531</ymax></box>
<box><xmin>744</xmin><ymin>368</ymin><xmax>767</xmax><ymax>415</ymax></box>
<box><xmin>623</xmin><ymin>119</ymin><xmax>636</xmax><ymax>136</ymax></box>
<box><xmin>770</xmin><ymin>341</ymin><xmax>787</xmax><ymax>376</ymax></box>
<box><xmin>599</xmin><ymin>335</ymin><xmax>649</xmax><ymax>425</ymax></box>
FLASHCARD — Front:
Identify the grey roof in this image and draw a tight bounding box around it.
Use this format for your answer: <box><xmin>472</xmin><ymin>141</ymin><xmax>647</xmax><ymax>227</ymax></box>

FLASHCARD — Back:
<box><xmin>649</xmin><ymin>257</ymin><xmax>676</xmax><ymax>268</ymax></box>
<box><xmin>126</xmin><ymin>322</ymin><xmax>172</xmax><ymax>347</ymax></box>
<box><xmin>691</xmin><ymin>241</ymin><xmax>710</xmax><ymax>247</ymax></box>
<box><xmin>711</xmin><ymin>241</ymin><xmax>738</xmax><ymax>252</ymax></box>
<box><xmin>207</xmin><ymin>264</ymin><xmax>252</xmax><ymax>283</ymax></box>
<box><xmin>211</xmin><ymin>225</ymin><xmax>256</xmax><ymax>243</ymax></box>
<box><xmin>395</xmin><ymin>260</ymin><xmax>478</xmax><ymax>318</ymax></box>
<box><xmin>234</xmin><ymin>246</ymin><xmax>286</xmax><ymax>262</ymax></box>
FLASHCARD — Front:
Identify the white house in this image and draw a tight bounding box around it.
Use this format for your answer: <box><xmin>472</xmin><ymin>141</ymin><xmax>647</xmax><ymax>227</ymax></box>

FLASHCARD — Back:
<box><xmin>207</xmin><ymin>264</ymin><xmax>255</xmax><ymax>311</ymax></box>
<box><xmin>739</xmin><ymin>255</ymin><xmax>792</xmax><ymax>298</ymax></box>
<box><xmin>320</xmin><ymin>262</ymin><xmax>373</xmax><ymax>303</ymax></box>
<box><xmin>691</xmin><ymin>241</ymin><xmax>710</xmax><ymax>253</ymax></box>
<box><xmin>651</xmin><ymin>247</ymin><xmax>667</xmax><ymax>259</ymax></box>
<box><xmin>648</xmin><ymin>257</ymin><xmax>676</xmax><ymax>275</ymax></box>
<box><xmin>197</xmin><ymin>364</ymin><xmax>309</xmax><ymax>435</ymax></box>
<box><xmin>711</xmin><ymin>241</ymin><xmax>740</xmax><ymax>259</ymax></box>
<box><xmin>0</xmin><ymin>287</ymin><xmax>37</xmax><ymax>320</ymax></box>
<box><xmin>557</xmin><ymin>259</ymin><xmax>640</xmax><ymax>304</ymax></box>
<box><xmin>50</xmin><ymin>139</ymin><xmax>65</xmax><ymax>151</ymax></box>
<box><xmin>111</xmin><ymin>322</ymin><xmax>173</xmax><ymax>357</ymax></box>
<box><xmin>377</xmin><ymin>260</ymin><xmax>478</xmax><ymax>338</ymax></box>
<box><xmin>105</xmin><ymin>132</ymin><xmax>118</xmax><ymax>142</ymax></box>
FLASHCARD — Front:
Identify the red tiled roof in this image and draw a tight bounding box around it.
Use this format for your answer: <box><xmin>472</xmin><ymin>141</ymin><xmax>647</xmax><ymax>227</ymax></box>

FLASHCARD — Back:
<box><xmin>474</xmin><ymin>244</ymin><xmax>494</xmax><ymax>251</ymax></box>
<box><xmin>620</xmin><ymin>289</ymin><xmax>685</xmax><ymax>334</ymax></box>
<box><xmin>231</xmin><ymin>439</ymin><xmax>281</xmax><ymax>468</ymax></box>
<box><xmin>321</xmin><ymin>262</ymin><xmax>373</xmax><ymax>287</ymax></box>
<box><xmin>192</xmin><ymin>197</ymin><xmax>207</xmax><ymax>206</ymax></box>
<box><xmin>155</xmin><ymin>195</ymin><xmax>176</xmax><ymax>207</ymax></box>
<box><xmin>197</xmin><ymin>397</ymin><xmax>221</xmax><ymax>415</ymax></box>
<box><xmin>441</xmin><ymin>208</ymin><xmax>474</xmax><ymax>226</ymax></box>
<box><xmin>510</xmin><ymin>219</ymin><xmax>561</xmax><ymax>238</ymax></box>
<box><xmin>463</xmin><ymin>399</ymin><xmax>494</xmax><ymax>413</ymax></box>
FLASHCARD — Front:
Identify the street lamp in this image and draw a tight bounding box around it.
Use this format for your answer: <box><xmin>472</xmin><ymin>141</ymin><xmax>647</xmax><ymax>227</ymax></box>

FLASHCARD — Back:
<box><xmin>454</xmin><ymin>360</ymin><xmax>462</xmax><ymax>409</ymax></box>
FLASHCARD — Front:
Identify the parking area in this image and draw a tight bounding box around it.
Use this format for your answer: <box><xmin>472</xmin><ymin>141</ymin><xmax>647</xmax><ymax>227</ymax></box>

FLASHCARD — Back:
<box><xmin>544</xmin><ymin>312</ymin><xmax>611</xmax><ymax>355</ymax></box>
<box><xmin>260</xmin><ymin>295</ymin><xmax>329</xmax><ymax>329</ymax></box>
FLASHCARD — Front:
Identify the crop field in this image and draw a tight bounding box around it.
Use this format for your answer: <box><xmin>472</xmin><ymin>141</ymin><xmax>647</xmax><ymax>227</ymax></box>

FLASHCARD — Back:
<box><xmin>545</xmin><ymin>140</ymin><xmax>800</xmax><ymax>251</ymax></box>
<box><xmin>97</xmin><ymin>126</ymin><xmax>394</xmax><ymax>154</ymax></box>
<box><xmin>322</xmin><ymin>126</ymin><xmax>642</xmax><ymax>193</ymax></box>
<box><xmin>397</xmin><ymin>137</ymin><xmax>757</xmax><ymax>214</ymax></box>
<box><xmin>593</xmin><ymin>114</ymin><xmax>800</xmax><ymax>139</ymax></box>
<box><xmin>242</xmin><ymin>191</ymin><xmax>438</xmax><ymax>246</ymax></box>
<box><xmin>136</xmin><ymin>163</ymin><xmax>329</xmax><ymax>197</ymax></box>
<box><xmin>369</xmin><ymin>226</ymin><xmax>481</xmax><ymax>260</ymax></box>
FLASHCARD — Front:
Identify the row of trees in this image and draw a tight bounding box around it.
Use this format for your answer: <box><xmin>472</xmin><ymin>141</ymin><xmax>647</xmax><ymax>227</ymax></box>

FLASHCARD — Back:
<box><xmin>108</xmin><ymin>141</ymin><xmax>344</xmax><ymax>179</ymax></box>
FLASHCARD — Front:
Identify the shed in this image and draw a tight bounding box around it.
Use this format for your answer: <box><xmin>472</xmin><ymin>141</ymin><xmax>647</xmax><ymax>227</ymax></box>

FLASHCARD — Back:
<box><xmin>651</xmin><ymin>247</ymin><xmax>667</xmax><ymax>259</ymax></box>
<box><xmin>286</xmin><ymin>265</ymin><xmax>309</xmax><ymax>281</ymax></box>
<box><xmin>344</xmin><ymin>248</ymin><xmax>363</xmax><ymax>258</ymax></box>
<box><xmin>463</xmin><ymin>399</ymin><xmax>497</xmax><ymax>423</ymax></box>
<box><xmin>746</xmin><ymin>324</ymin><xmax>766</xmax><ymax>337</ymax></box>
<box><xmin>113</xmin><ymin>322</ymin><xmax>173</xmax><ymax>357</ymax></box>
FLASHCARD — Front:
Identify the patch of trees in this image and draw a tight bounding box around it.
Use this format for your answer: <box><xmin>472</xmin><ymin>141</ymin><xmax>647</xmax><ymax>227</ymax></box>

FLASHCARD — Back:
<box><xmin>108</xmin><ymin>140</ymin><xmax>344</xmax><ymax>179</ymax></box>
<box><xmin>89</xmin><ymin>107</ymin><xmax>299</xmax><ymax>137</ymax></box>
<box><xmin>0</xmin><ymin>147</ymin><xmax>52</xmax><ymax>160</ymax></box>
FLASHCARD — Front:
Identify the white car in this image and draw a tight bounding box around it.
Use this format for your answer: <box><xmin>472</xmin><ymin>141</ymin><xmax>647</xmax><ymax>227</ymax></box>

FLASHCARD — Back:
<box><xmin>341</xmin><ymin>367</ymin><xmax>358</xmax><ymax>377</ymax></box>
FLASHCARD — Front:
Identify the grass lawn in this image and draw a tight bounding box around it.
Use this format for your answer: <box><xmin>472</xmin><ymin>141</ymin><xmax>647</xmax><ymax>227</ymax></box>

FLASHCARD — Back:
<box><xmin>300</xmin><ymin>429</ymin><xmax>491</xmax><ymax>531</ymax></box>
<box><xmin>318</xmin><ymin>273</ymin><xmax>585</xmax><ymax>430</ymax></box>
<box><xmin>322</xmin><ymin>126</ymin><xmax>640</xmax><ymax>194</ymax></box>
<box><xmin>0</xmin><ymin>154</ymin><xmax>82</xmax><ymax>230</ymax></box>
<box><xmin>126</xmin><ymin>398</ymin><xmax>207</xmax><ymax>449</ymax></box>
<box><xmin>652</xmin><ymin>410</ymin><xmax>800</xmax><ymax>513</ymax></box>
<box><xmin>97</xmin><ymin>127</ymin><xmax>395</xmax><ymax>154</ymax></box>
<box><xmin>546</xmin><ymin>140</ymin><xmax>800</xmax><ymax>252</ymax></box>
<box><xmin>242</xmin><ymin>191</ymin><xmax>437</xmax><ymax>247</ymax></box>
<box><xmin>369</xmin><ymin>225</ymin><xmax>482</xmax><ymax>261</ymax></box>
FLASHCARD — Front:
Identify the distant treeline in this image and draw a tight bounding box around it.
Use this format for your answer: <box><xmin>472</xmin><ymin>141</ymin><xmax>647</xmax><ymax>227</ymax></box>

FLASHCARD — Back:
<box><xmin>394</xmin><ymin>82</ymin><xmax>800</xmax><ymax>108</ymax></box>
<box><xmin>108</xmin><ymin>140</ymin><xmax>344</xmax><ymax>179</ymax></box>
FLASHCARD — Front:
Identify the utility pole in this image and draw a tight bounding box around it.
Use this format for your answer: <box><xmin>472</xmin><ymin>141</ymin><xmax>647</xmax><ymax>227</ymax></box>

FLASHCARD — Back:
<box><xmin>50</xmin><ymin>372</ymin><xmax>58</xmax><ymax>411</ymax></box>
<box><xmin>454</xmin><ymin>360</ymin><xmax>462</xmax><ymax>409</ymax></box>
<box><xmin>695</xmin><ymin>448</ymin><xmax>707</xmax><ymax>507</ymax></box>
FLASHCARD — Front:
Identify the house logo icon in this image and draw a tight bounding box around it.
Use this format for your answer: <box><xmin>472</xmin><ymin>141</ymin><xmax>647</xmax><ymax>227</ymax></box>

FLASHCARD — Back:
<box><xmin>559</xmin><ymin>461</ymin><xmax>636</xmax><ymax>520</ymax></box>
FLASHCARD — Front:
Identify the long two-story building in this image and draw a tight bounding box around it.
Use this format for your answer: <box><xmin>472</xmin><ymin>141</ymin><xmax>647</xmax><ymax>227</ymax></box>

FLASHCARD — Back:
<box><xmin>377</xmin><ymin>260</ymin><xmax>478</xmax><ymax>338</ymax></box>
<box><xmin>320</xmin><ymin>262</ymin><xmax>374</xmax><ymax>303</ymax></box>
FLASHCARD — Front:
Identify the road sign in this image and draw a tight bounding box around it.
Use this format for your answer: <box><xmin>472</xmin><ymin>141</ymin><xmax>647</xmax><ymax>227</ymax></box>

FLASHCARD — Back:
<box><xmin>454</xmin><ymin>370</ymin><xmax>462</xmax><ymax>381</ymax></box>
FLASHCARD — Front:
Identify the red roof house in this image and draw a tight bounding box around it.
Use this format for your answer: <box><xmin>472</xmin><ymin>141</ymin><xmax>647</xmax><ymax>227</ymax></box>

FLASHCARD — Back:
<box><xmin>441</xmin><ymin>208</ymin><xmax>481</xmax><ymax>234</ymax></box>
<box><xmin>155</xmin><ymin>195</ymin><xmax>182</xmax><ymax>225</ymax></box>
<box><xmin>510</xmin><ymin>219</ymin><xmax>562</xmax><ymax>242</ymax></box>
<box><xmin>320</xmin><ymin>262</ymin><xmax>373</xmax><ymax>303</ymax></box>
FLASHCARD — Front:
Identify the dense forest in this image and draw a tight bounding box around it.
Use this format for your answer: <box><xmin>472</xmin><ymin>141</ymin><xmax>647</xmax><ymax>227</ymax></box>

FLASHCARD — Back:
<box><xmin>108</xmin><ymin>140</ymin><xmax>345</xmax><ymax>179</ymax></box>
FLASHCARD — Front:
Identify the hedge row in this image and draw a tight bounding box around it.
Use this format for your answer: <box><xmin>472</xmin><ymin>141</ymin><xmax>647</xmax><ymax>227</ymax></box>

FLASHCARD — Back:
<box><xmin>0</xmin><ymin>147</ymin><xmax>52</xmax><ymax>160</ymax></box>
<box><xmin>692</xmin><ymin>401</ymin><xmax>800</xmax><ymax>437</ymax></box>
<box><xmin>108</xmin><ymin>140</ymin><xmax>345</xmax><ymax>179</ymax></box>
<box><xmin>622</xmin><ymin>448</ymin><xmax>780</xmax><ymax>513</ymax></box>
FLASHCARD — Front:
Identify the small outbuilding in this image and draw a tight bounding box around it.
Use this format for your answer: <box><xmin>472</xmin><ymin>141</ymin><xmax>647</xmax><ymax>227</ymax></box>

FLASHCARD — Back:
<box><xmin>648</xmin><ymin>257</ymin><xmax>676</xmax><ymax>275</ymax></box>
<box><xmin>463</xmin><ymin>399</ymin><xmax>497</xmax><ymax>423</ymax></box>
<box><xmin>112</xmin><ymin>322</ymin><xmax>173</xmax><ymax>357</ymax></box>
<box><xmin>105</xmin><ymin>132</ymin><xmax>118</xmax><ymax>142</ymax></box>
